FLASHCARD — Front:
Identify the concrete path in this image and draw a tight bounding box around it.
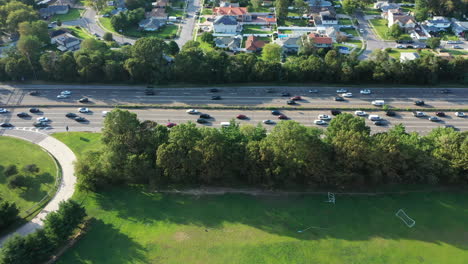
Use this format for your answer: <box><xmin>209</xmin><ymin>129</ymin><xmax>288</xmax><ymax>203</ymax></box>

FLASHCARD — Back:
<box><xmin>0</xmin><ymin>130</ymin><xmax>76</xmax><ymax>246</ymax></box>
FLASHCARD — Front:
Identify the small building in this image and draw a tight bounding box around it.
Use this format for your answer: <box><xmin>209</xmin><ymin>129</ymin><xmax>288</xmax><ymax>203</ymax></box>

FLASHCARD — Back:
<box><xmin>388</xmin><ymin>11</ymin><xmax>416</xmax><ymax>30</ymax></box>
<box><xmin>213</xmin><ymin>15</ymin><xmax>241</xmax><ymax>34</ymax></box>
<box><xmin>213</xmin><ymin>6</ymin><xmax>252</xmax><ymax>22</ymax></box>
<box><xmin>39</xmin><ymin>5</ymin><xmax>70</xmax><ymax>18</ymax></box>
<box><xmin>275</xmin><ymin>36</ymin><xmax>301</xmax><ymax>53</ymax></box>
<box><xmin>245</xmin><ymin>35</ymin><xmax>267</xmax><ymax>52</ymax></box>
<box><xmin>214</xmin><ymin>36</ymin><xmax>241</xmax><ymax>50</ymax></box>
<box><xmin>147</xmin><ymin>8</ymin><xmax>168</xmax><ymax>20</ymax></box>
<box><xmin>138</xmin><ymin>18</ymin><xmax>164</xmax><ymax>31</ymax></box>
<box><xmin>308</xmin><ymin>33</ymin><xmax>333</xmax><ymax>48</ymax></box>
<box><xmin>452</xmin><ymin>20</ymin><xmax>468</xmax><ymax>36</ymax></box>
<box><xmin>425</xmin><ymin>16</ymin><xmax>451</xmax><ymax>29</ymax></box>
<box><xmin>374</xmin><ymin>1</ymin><xmax>400</xmax><ymax>12</ymax></box>
<box><xmin>411</xmin><ymin>25</ymin><xmax>430</xmax><ymax>40</ymax></box>
<box><xmin>400</xmin><ymin>52</ymin><xmax>419</xmax><ymax>62</ymax></box>
<box><xmin>320</xmin><ymin>11</ymin><xmax>337</xmax><ymax>25</ymax></box>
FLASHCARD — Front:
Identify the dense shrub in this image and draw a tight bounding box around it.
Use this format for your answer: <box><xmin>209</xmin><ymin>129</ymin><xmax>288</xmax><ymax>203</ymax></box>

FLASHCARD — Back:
<box><xmin>0</xmin><ymin>201</ymin><xmax>19</xmax><ymax>231</ymax></box>
<box><xmin>4</xmin><ymin>165</ymin><xmax>17</xmax><ymax>177</ymax></box>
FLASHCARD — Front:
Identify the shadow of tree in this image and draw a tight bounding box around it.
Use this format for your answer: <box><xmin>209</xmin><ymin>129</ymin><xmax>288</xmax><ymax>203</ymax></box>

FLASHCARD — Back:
<box><xmin>0</xmin><ymin>165</ymin><xmax>5</xmax><ymax>184</ymax></box>
<box><xmin>19</xmin><ymin>172</ymin><xmax>55</xmax><ymax>202</ymax></box>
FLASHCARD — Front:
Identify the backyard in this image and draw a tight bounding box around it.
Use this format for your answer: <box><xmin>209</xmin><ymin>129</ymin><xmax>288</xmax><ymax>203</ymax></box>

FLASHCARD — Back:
<box><xmin>242</xmin><ymin>25</ymin><xmax>274</xmax><ymax>34</ymax></box>
<box><xmin>51</xmin><ymin>8</ymin><xmax>83</xmax><ymax>22</ymax></box>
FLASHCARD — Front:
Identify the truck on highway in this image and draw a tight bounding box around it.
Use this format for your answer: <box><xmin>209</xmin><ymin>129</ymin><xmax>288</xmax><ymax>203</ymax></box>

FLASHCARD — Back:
<box><xmin>372</xmin><ymin>100</ymin><xmax>385</xmax><ymax>106</ymax></box>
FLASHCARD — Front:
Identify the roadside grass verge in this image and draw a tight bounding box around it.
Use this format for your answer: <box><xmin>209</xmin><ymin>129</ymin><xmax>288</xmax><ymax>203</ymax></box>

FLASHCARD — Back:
<box><xmin>369</xmin><ymin>18</ymin><xmax>394</xmax><ymax>40</ymax></box>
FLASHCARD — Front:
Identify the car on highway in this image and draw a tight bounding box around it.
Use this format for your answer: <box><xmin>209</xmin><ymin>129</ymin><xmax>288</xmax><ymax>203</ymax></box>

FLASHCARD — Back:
<box><xmin>314</xmin><ymin>120</ymin><xmax>327</xmax><ymax>125</ymax></box>
<box><xmin>271</xmin><ymin>110</ymin><xmax>281</xmax><ymax>115</ymax></box>
<box><xmin>428</xmin><ymin>116</ymin><xmax>440</xmax><ymax>122</ymax></box>
<box><xmin>33</xmin><ymin>122</ymin><xmax>48</xmax><ymax>128</ymax></box>
<box><xmin>236</xmin><ymin>114</ymin><xmax>247</xmax><ymax>119</ymax></box>
<box><xmin>444</xmin><ymin>125</ymin><xmax>458</xmax><ymax>130</ymax></box>
<box><xmin>452</xmin><ymin>45</ymin><xmax>463</xmax><ymax>49</ymax></box>
<box><xmin>385</xmin><ymin>111</ymin><xmax>396</xmax><ymax>117</ymax></box>
<box><xmin>57</xmin><ymin>94</ymin><xmax>69</xmax><ymax>99</ymax></box>
<box><xmin>290</xmin><ymin>96</ymin><xmax>302</xmax><ymax>101</ymax></box>
<box><xmin>211</xmin><ymin>95</ymin><xmax>222</xmax><ymax>100</ymax></box>
<box><xmin>413</xmin><ymin>111</ymin><xmax>426</xmax><ymax>117</ymax></box>
<box><xmin>336</xmin><ymin>88</ymin><xmax>347</xmax><ymax>93</ymax></box>
<box><xmin>318</xmin><ymin>114</ymin><xmax>331</xmax><ymax>120</ymax></box>
<box><xmin>199</xmin><ymin>113</ymin><xmax>211</xmax><ymax>119</ymax></box>
<box><xmin>331</xmin><ymin>110</ymin><xmax>341</xmax><ymax>115</ymax></box>
<box><xmin>166</xmin><ymin>122</ymin><xmax>177</xmax><ymax>128</ymax></box>
<box><xmin>414</xmin><ymin>100</ymin><xmax>425</xmax><ymax>106</ymax></box>
<box><xmin>334</xmin><ymin>96</ymin><xmax>344</xmax><ymax>101</ymax></box>
<box><xmin>265</xmin><ymin>88</ymin><xmax>274</xmax><ymax>93</ymax></box>
<box><xmin>61</xmin><ymin>90</ymin><xmax>72</xmax><ymax>95</ymax></box>
<box><xmin>354</xmin><ymin>110</ymin><xmax>367</xmax><ymax>116</ymax></box>
<box><xmin>196</xmin><ymin>118</ymin><xmax>208</xmax><ymax>124</ymax></box>
<box><xmin>186</xmin><ymin>109</ymin><xmax>199</xmax><ymax>114</ymax></box>
<box><xmin>144</xmin><ymin>90</ymin><xmax>154</xmax><ymax>95</ymax></box>
<box><xmin>29</xmin><ymin>108</ymin><xmax>40</xmax><ymax>113</ymax></box>
<box><xmin>373</xmin><ymin>120</ymin><xmax>385</xmax><ymax>126</ymax></box>
<box><xmin>278</xmin><ymin>114</ymin><xmax>288</xmax><ymax>120</ymax></box>
<box><xmin>66</xmin><ymin>113</ymin><xmax>77</xmax><ymax>118</ymax></box>
<box><xmin>281</xmin><ymin>92</ymin><xmax>291</xmax><ymax>97</ymax></box>
<box><xmin>36</xmin><ymin>117</ymin><xmax>50</xmax><ymax>122</ymax></box>
<box><xmin>440</xmin><ymin>89</ymin><xmax>451</xmax><ymax>94</ymax></box>
<box><xmin>209</xmin><ymin>88</ymin><xmax>219</xmax><ymax>92</ymax></box>
<box><xmin>368</xmin><ymin>115</ymin><xmax>381</xmax><ymax>121</ymax></box>
<box><xmin>75</xmin><ymin>116</ymin><xmax>87</xmax><ymax>122</ymax></box>
<box><xmin>342</xmin><ymin>92</ymin><xmax>353</xmax><ymax>98</ymax></box>
<box><xmin>455</xmin><ymin>112</ymin><xmax>465</xmax><ymax>117</ymax></box>
<box><xmin>79</xmin><ymin>97</ymin><xmax>89</xmax><ymax>103</ymax></box>
<box><xmin>308</xmin><ymin>89</ymin><xmax>319</xmax><ymax>93</ymax></box>
<box><xmin>17</xmin><ymin>112</ymin><xmax>30</xmax><ymax>118</ymax></box>
<box><xmin>372</xmin><ymin>100</ymin><xmax>385</xmax><ymax>106</ymax></box>
<box><xmin>0</xmin><ymin>108</ymin><xmax>8</xmax><ymax>113</ymax></box>
<box><xmin>395</xmin><ymin>44</ymin><xmax>406</xmax><ymax>49</ymax></box>
<box><xmin>263</xmin><ymin>119</ymin><xmax>275</xmax><ymax>124</ymax></box>
<box><xmin>0</xmin><ymin>123</ymin><xmax>13</xmax><ymax>127</ymax></box>
<box><xmin>29</xmin><ymin>91</ymin><xmax>39</xmax><ymax>96</ymax></box>
<box><xmin>360</xmin><ymin>89</ymin><xmax>371</xmax><ymax>95</ymax></box>
<box><xmin>102</xmin><ymin>111</ymin><xmax>109</xmax><ymax>117</ymax></box>
<box><xmin>286</xmin><ymin>100</ymin><xmax>296</xmax><ymax>105</ymax></box>
<box><xmin>436</xmin><ymin>112</ymin><xmax>446</xmax><ymax>117</ymax></box>
<box><xmin>78</xmin><ymin>107</ymin><xmax>90</xmax><ymax>113</ymax></box>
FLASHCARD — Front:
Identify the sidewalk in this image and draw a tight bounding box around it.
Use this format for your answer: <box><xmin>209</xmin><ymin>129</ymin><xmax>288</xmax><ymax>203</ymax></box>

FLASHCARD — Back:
<box><xmin>0</xmin><ymin>130</ymin><xmax>77</xmax><ymax>246</ymax></box>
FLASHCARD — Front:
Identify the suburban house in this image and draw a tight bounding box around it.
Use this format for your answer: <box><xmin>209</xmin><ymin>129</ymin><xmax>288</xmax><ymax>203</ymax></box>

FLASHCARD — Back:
<box><xmin>275</xmin><ymin>36</ymin><xmax>301</xmax><ymax>53</ymax></box>
<box><xmin>411</xmin><ymin>25</ymin><xmax>431</xmax><ymax>40</ymax></box>
<box><xmin>308</xmin><ymin>33</ymin><xmax>333</xmax><ymax>48</ymax></box>
<box><xmin>245</xmin><ymin>35</ymin><xmax>267</xmax><ymax>52</ymax></box>
<box><xmin>309</xmin><ymin>7</ymin><xmax>335</xmax><ymax>26</ymax></box>
<box><xmin>387</xmin><ymin>11</ymin><xmax>416</xmax><ymax>30</ymax></box>
<box><xmin>39</xmin><ymin>5</ymin><xmax>69</xmax><ymax>18</ymax></box>
<box><xmin>400</xmin><ymin>52</ymin><xmax>419</xmax><ymax>62</ymax></box>
<box><xmin>138</xmin><ymin>17</ymin><xmax>164</xmax><ymax>31</ymax></box>
<box><xmin>50</xmin><ymin>29</ymin><xmax>80</xmax><ymax>52</ymax></box>
<box><xmin>452</xmin><ymin>20</ymin><xmax>468</xmax><ymax>37</ymax></box>
<box><xmin>320</xmin><ymin>11</ymin><xmax>337</xmax><ymax>25</ymax></box>
<box><xmin>381</xmin><ymin>8</ymin><xmax>401</xmax><ymax>19</ymax></box>
<box><xmin>213</xmin><ymin>6</ymin><xmax>252</xmax><ymax>22</ymax></box>
<box><xmin>425</xmin><ymin>16</ymin><xmax>451</xmax><ymax>29</ymax></box>
<box><xmin>214</xmin><ymin>36</ymin><xmax>241</xmax><ymax>51</ymax></box>
<box><xmin>213</xmin><ymin>15</ymin><xmax>241</xmax><ymax>34</ymax></box>
<box><xmin>374</xmin><ymin>1</ymin><xmax>400</xmax><ymax>12</ymax></box>
<box><xmin>147</xmin><ymin>7</ymin><xmax>168</xmax><ymax>20</ymax></box>
<box><xmin>219</xmin><ymin>1</ymin><xmax>240</xmax><ymax>7</ymax></box>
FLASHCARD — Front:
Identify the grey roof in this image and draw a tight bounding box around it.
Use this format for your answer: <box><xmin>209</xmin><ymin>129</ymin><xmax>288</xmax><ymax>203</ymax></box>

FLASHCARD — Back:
<box><xmin>215</xmin><ymin>36</ymin><xmax>239</xmax><ymax>45</ymax></box>
<box><xmin>213</xmin><ymin>15</ymin><xmax>238</xmax><ymax>25</ymax></box>
<box><xmin>280</xmin><ymin>36</ymin><xmax>300</xmax><ymax>46</ymax></box>
<box><xmin>62</xmin><ymin>36</ymin><xmax>80</xmax><ymax>45</ymax></box>
<box><xmin>427</xmin><ymin>17</ymin><xmax>450</xmax><ymax>24</ymax></box>
<box><xmin>139</xmin><ymin>18</ymin><xmax>163</xmax><ymax>29</ymax></box>
<box><xmin>39</xmin><ymin>5</ymin><xmax>69</xmax><ymax>17</ymax></box>
<box><xmin>49</xmin><ymin>29</ymin><xmax>69</xmax><ymax>38</ymax></box>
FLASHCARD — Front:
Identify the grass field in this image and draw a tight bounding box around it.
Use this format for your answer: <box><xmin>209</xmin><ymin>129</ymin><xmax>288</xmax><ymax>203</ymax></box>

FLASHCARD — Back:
<box><xmin>66</xmin><ymin>26</ymin><xmax>94</xmax><ymax>40</ymax></box>
<box><xmin>53</xmin><ymin>132</ymin><xmax>468</xmax><ymax>264</ymax></box>
<box><xmin>242</xmin><ymin>25</ymin><xmax>274</xmax><ymax>34</ymax></box>
<box><xmin>51</xmin><ymin>8</ymin><xmax>83</xmax><ymax>22</ymax></box>
<box><xmin>387</xmin><ymin>48</ymin><xmax>434</xmax><ymax>59</ymax></box>
<box><xmin>0</xmin><ymin>137</ymin><xmax>57</xmax><ymax>213</ymax></box>
<box><xmin>52</xmin><ymin>132</ymin><xmax>102</xmax><ymax>158</ymax></box>
<box><xmin>369</xmin><ymin>18</ymin><xmax>393</xmax><ymax>40</ymax></box>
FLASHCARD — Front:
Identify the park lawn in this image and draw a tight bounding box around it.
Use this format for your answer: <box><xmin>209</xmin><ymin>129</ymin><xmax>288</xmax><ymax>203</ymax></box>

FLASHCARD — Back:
<box><xmin>52</xmin><ymin>132</ymin><xmax>102</xmax><ymax>159</ymax></box>
<box><xmin>0</xmin><ymin>137</ymin><xmax>58</xmax><ymax>214</ymax></box>
<box><xmin>51</xmin><ymin>8</ymin><xmax>83</xmax><ymax>22</ymax></box>
<box><xmin>242</xmin><ymin>25</ymin><xmax>274</xmax><ymax>34</ymax></box>
<box><xmin>339</xmin><ymin>18</ymin><xmax>352</xmax><ymax>25</ymax></box>
<box><xmin>56</xmin><ymin>186</ymin><xmax>468</xmax><ymax>264</ymax></box>
<box><xmin>369</xmin><ymin>18</ymin><xmax>394</xmax><ymax>40</ymax></box>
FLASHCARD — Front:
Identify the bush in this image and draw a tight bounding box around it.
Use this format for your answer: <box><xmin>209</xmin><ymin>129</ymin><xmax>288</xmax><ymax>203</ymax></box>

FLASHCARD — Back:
<box><xmin>103</xmin><ymin>32</ymin><xmax>113</xmax><ymax>41</ymax></box>
<box><xmin>23</xmin><ymin>164</ymin><xmax>39</xmax><ymax>174</ymax></box>
<box><xmin>4</xmin><ymin>165</ymin><xmax>18</xmax><ymax>177</ymax></box>
<box><xmin>0</xmin><ymin>200</ymin><xmax>19</xmax><ymax>230</ymax></box>
<box><xmin>7</xmin><ymin>175</ymin><xmax>29</xmax><ymax>189</ymax></box>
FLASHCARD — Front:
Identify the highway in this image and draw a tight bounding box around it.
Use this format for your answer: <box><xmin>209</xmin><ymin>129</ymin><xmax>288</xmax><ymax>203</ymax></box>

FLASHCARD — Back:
<box><xmin>1</xmin><ymin>85</ymin><xmax>468</xmax><ymax>109</ymax></box>
<box><xmin>0</xmin><ymin>107</ymin><xmax>466</xmax><ymax>135</ymax></box>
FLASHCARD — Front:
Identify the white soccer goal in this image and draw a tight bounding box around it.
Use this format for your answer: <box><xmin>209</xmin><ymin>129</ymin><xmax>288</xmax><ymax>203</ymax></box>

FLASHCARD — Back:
<box><xmin>325</xmin><ymin>192</ymin><xmax>335</xmax><ymax>204</ymax></box>
<box><xmin>395</xmin><ymin>209</ymin><xmax>415</xmax><ymax>228</ymax></box>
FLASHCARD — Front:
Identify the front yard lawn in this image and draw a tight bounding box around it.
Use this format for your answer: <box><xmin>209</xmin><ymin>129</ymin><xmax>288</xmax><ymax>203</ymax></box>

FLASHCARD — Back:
<box><xmin>51</xmin><ymin>8</ymin><xmax>83</xmax><ymax>22</ymax></box>
<box><xmin>99</xmin><ymin>17</ymin><xmax>178</xmax><ymax>39</ymax></box>
<box><xmin>339</xmin><ymin>18</ymin><xmax>353</xmax><ymax>25</ymax></box>
<box><xmin>202</xmin><ymin>9</ymin><xmax>213</xmax><ymax>15</ymax></box>
<box><xmin>340</xmin><ymin>28</ymin><xmax>358</xmax><ymax>36</ymax></box>
<box><xmin>386</xmin><ymin>48</ymin><xmax>434</xmax><ymax>59</ymax></box>
<box><xmin>369</xmin><ymin>18</ymin><xmax>394</xmax><ymax>40</ymax></box>
<box><xmin>66</xmin><ymin>26</ymin><xmax>94</xmax><ymax>40</ymax></box>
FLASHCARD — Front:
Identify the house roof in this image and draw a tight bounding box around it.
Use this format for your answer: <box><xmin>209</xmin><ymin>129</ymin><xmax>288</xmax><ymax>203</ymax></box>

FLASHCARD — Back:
<box><xmin>215</xmin><ymin>36</ymin><xmax>241</xmax><ymax>48</ymax></box>
<box><xmin>49</xmin><ymin>28</ymin><xmax>70</xmax><ymax>38</ymax></box>
<box><xmin>213</xmin><ymin>6</ymin><xmax>248</xmax><ymax>16</ymax></box>
<box><xmin>39</xmin><ymin>5</ymin><xmax>69</xmax><ymax>16</ymax></box>
<box><xmin>154</xmin><ymin>0</ymin><xmax>168</xmax><ymax>7</ymax></box>
<box><xmin>277</xmin><ymin>36</ymin><xmax>300</xmax><ymax>47</ymax></box>
<box><xmin>245</xmin><ymin>35</ymin><xmax>266</xmax><ymax>51</ymax></box>
<box><xmin>213</xmin><ymin>15</ymin><xmax>238</xmax><ymax>25</ymax></box>
<box><xmin>148</xmin><ymin>8</ymin><xmax>167</xmax><ymax>18</ymax></box>
<box><xmin>62</xmin><ymin>36</ymin><xmax>80</xmax><ymax>44</ymax></box>
<box><xmin>139</xmin><ymin>18</ymin><xmax>163</xmax><ymax>29</ymax></box>
<box><xmin>394</xmin><ymin>14</ymin><xmax>416</xmax><ymax>25</ymax></box>
<box><xmin>427</xmin><ymin>16</ymin><xmax>450</xmax><ymax>24</ymax></box>
<box><xmin>308</xmin><ymin>33</ymin><xmax>332</xmax><ymax>44</ymax></box>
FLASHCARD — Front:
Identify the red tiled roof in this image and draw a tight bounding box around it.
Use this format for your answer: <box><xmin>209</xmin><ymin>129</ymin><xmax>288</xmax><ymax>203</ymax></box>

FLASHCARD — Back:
<box><xmin>308</xmin><ymin>33</ymin><xmax>332</xmax><ymax>44</ymax></box>
<box><xmin>245</xmin><ymin>35</ymin><xmax>266</xmax><ymax>51</ymax></box>
<box><xmin>213</xmin><ymin>6</ymin><xmax>248</xmax><ymax>16</ymax></box>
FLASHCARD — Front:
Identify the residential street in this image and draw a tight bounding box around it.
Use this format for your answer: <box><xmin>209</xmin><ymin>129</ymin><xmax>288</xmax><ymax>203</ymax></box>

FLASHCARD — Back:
<box><xmin>176</xmin><ymin>0</ymin><xmax>200</xmax><ymax>47</ymax></box>
<box><xmin>356</xmin><ymin>11</ymin><xmax>394</xmax><ymax>60</ymax></box>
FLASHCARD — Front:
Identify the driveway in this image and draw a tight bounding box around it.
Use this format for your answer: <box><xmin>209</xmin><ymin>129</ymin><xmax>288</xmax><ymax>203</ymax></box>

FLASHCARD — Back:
<box><xmin>356</xmin><ymin>11</ymin><xmax>394</xmax><ymax>59</ymax></box>
<box><xmin>176</xmin><ymin>0</ymin><xmax>200</xmax><ymax>48</ymax></box>
<box><xmin>0</xmin><ymin>130</ymin><xmax>76</xmax><ymax>246</ymax></box>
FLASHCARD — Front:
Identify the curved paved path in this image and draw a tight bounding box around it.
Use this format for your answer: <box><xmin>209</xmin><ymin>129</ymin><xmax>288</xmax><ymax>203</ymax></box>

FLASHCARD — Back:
<box><xmin>0</xmin><ymin>130</ymin><xmax>76</xmax><ymax>246</ymax></box>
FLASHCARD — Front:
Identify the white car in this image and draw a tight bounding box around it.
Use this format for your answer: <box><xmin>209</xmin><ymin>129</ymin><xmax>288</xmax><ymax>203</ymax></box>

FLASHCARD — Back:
<box><xmin>360</xmin><ymin>89</ymin><xmax>371</xmax><ymax>95</ymax></box>
<box><xmin>372</xmin><ymin>100</ymin><xmax>385</xmax><ymax>106</ymax></box>
<box><xmin>78</xmin><ymin>107</ymin><xmax>90</xmax><ymax>113</ymax></box>
<box><xmin>262</xmin><ymin>119</ymin><xmax>275</xmax><ymax>124</ymax></box>
<box><xmin>355</xmin><ymin>110</ymin><xmax>367</xmax><ymax>116</ymax></box>
<box><xmin>455</xmin><ymin>112</ymin><xmax>465</xmax><ymax>117</ymax></box>
<box><xmin>0</xmin><ymin>108</ymin><xmax>8</xmax><ymax>113</ymax></box>
<box><xmin>57</xmin><ymin>94</ymin><xmax>69</xmax><ymax>99</ymax></box>
<box><xmin>342</xmin><ymin>92</ymin><xmax>353</xmax><ymax>98</ymax></box>
<box><xmin>336</xmin><ymin>88</ymin><xmax>347</xmax><ymax>93</ymax></box>
<box><xmin>314</xmin><ymin>120</ymin><xmax>327</xmax><ymax>125</ymax></box>
<box><xmin>413</xmin><ymin>111</ymin><xmax>426</xmax><ymax>117</ymax></box>
<box><xmin>186</xmin><ymin>109</ymin><xmax>199</xmax><ymax>114</ymax></box>
<box><xmin>318</xmin><ymin>114</ymin><xmax>331</xmax><ymax>120</ymax></box>
<box><xmin>102</xmin><ymin>111</ymin><xmax>109</xmax><ymax>117</ymax></box>
<box><xmin>36</xmin><ymin>117</ymin><xmax>49</xmax><ymax>122</ymax></box>
<box><xmin>61</xmin><ymin>90</ymin><xmax>72</xmax><ymax>95</ymax></box>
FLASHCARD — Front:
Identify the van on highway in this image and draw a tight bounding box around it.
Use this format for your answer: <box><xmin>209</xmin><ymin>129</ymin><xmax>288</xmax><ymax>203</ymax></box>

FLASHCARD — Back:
<box><xmin>372</xmin><ymin>100</ymin><xmax>385</xmax><ymax>106</ymax></box>
<box><xmin>220</xmin><ymin>122</ymin><xmax>230</xmax><ymax>127</ymax></box>
<box><xmin>368</xmin><ymin>115</ymin><xmax>381</xmax><ymax>121</ymax></box>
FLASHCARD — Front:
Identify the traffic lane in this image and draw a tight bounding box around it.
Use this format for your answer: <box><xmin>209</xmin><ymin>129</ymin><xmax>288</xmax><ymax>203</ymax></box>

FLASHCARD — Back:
<box><xmin>1</xmin><ymin>108</ymin><xmax>466</xmax><ymax>134</ymax></box>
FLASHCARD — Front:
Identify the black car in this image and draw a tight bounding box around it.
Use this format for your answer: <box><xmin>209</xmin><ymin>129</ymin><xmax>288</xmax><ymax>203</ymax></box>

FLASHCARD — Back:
<box><xmin>265</xmin><ymin>88</ymin><xmax>274</xmax><ymax>93</ymax></box>
<box><xmin>29</xmin><ymin>108</ymin><xmax>40</xmax><ymax>113</ymax></box>
<box><xmin>444</xmin><ymin>125</ymin><xmax>458</xmax><ymax>130</ymax></box>
<box><xmin>385</xmin><ymin>111</ymin><xmax>396</xmax><ymax>117</ymax></box>
<box><xmin>271</xmin><ymin>110</ymin><xmax>281</xmax><ymax>115</ymax></box>
<box><xmin>281</xmin><ymin>92</ymin><xmax>290</xmax><ymax>97</ymax></box>
<box><xmin>196</xmin><ymin>118</ymin><xmax>208</xmax><ymax>124</ymax></box>
<box><xmin>75</xmin><ymin>116</ymin><xmax>86</xmax><ymax>122</ymax></box>
<box><xmin>374</xmin><ymin>120</ymin><xmax>385</xmax><ymax>126</ymax></box>
<box><xmin>200</xmin><ymin>113</ymin><xmax>211</xmax><ymax>119</ymax></box>
<box><xmin>436</xmin><ymin>112</ymin><xmax>446</xmax><ymax>117</ymax></box>
<box><xmin>33</xmin><ymin>122</ymin><xmax>48</xmax><ymax>128</ymax></box>
<box><xmin>414</xmin><ymin>100</ymin><xmax>425</xmax><ymax>106</ymax></box>
<box><xmin>0</xmin><ymin>122</ymin><xmax>12</xmax><ymax>127</ymax></box>
<box><xmin>209</xmin><ymin>88</ymin><xmax>219</xmax><ymax>93</ymax></box>
<box><xmin>79</xmin><ymin>97</ymin><xmax>89</xmax><ymax>103</ymax></box>
<box><xmin>211</xmin><ymin>95</ymin><xmax>221</xmax><ymax>100</ymax></box>
<box><xmin>331</xmin><ymin>110</ymin><xmax>342</xmax><ymax>115</ymax></box>
<box><xmin>145</xmin><ymin>90</ymin><xmax>155</xmax><ymax>95</ymax></box>
<box><xmin>29</xmin><ymin>91</ymin><xmax>39</xmax><ymax>96</ymax></box>
<box><xmin>17</xmin><ymin>112</ymin><xmax>30</xmax><ymax>118</ymax></box>
<box><xmin>335</xmin><ymin>96</ymin><xmax>344</xmax><ymax>101</ymax></box>
<box><xmin>66</xmin><ymin>113</ymin><xmax>77</xmax><ymax>118</ymax></box>
<box><xmin>286</xmin><ymin>100</ymin><xmax>296</xmax><ymax>105</ymax></box>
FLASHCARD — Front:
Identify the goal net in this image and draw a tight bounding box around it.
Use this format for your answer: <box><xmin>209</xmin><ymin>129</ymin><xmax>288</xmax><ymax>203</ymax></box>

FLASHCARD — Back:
<box><xmin>325</xmin><ymin>192</ymin><xmax>335</xmax><ymax>204</ymax></box>
<box><xmin>395</xmin><ymin>209</ymin><xmax>415</xmax><ymax>228</ymax></box>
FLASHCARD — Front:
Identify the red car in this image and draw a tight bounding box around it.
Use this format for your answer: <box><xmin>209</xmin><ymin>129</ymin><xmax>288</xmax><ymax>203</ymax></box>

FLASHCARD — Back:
<box><xmin>166</xmin><ymin>122</ymin><xmax>177</xmax><ymax>128</ymax></box>
<box><xmin>236</xmin><ymin>114</ymin><xmax>247</xmax><ymax>119</ymax></box>
<box><xmin>278</xmin><ymin>114</ymin><xmax>288</xmax><ymax>120</ymax></box>
<box><xmin>290</xmin><ymin>96</ymin><xmax>302</xmax><ymax>101</ymax></box>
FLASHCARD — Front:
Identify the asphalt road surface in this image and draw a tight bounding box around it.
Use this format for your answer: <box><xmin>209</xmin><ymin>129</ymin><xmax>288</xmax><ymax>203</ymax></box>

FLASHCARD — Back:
<box><xmin>0</xmin><ymin>107</ymin><xmax>466</xmax><ymax>135</ymax></box>
<box><xmin>1</xmin><ymin>85</ymin><xmax>468</xmax><ymax>109</ymax></box>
